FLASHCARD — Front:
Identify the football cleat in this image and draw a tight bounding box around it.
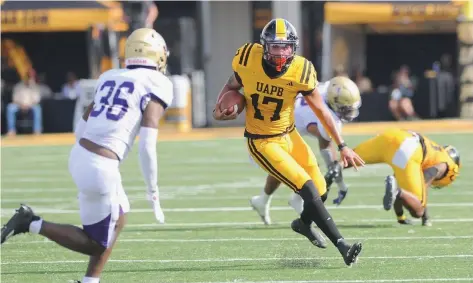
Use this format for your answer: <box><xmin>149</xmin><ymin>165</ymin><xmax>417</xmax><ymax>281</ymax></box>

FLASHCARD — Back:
<box><xmin>291</xmin><ymin>218</ymin><xmax>327</xmax><ymax>249</ymax></box>
<box><xmin>333</xmin><ymin>190</ymin><xmax>348</xmax><ymax>206</ymax></box>
<box><xmin>422</xmin><ymin>218</ymin><xmax>433</xmax><ymax>227</ymax></box>
<box><xmin>383</xmin><ymin>175</ymin><xmax>398</xmax><ymax>211</ymax></box>
<box><xmin>324</xmin><ymin>161</ymin><xmax>342</xmax><ymax>190</ymax></box>
<box><xmin>250</xmin><ymin>196</ymin><xmax>271</xmax><ymax>225</ymax></box>
<box><xmin>1</xmin><ymin>204</ymin><xmax>35</xmax><ymax>244</ymax></box>
<box><xmin>337</xmin><ymin>240</ymin><xmax>363</xmax><ymax>267</ymax></box>
<box><xmin>398</xmin><ymin>218</ymin><xmax>413</xmax><ymax>225</ymax></box>
<box><xmin>288</xmin><ymin>193</ymin><xmax>304</xmax><ymax>215</ymax></box>
<box><xmin>147</xmin><ymin>193</ymin><xmax>165</xmax><ymax>224</ymax></box>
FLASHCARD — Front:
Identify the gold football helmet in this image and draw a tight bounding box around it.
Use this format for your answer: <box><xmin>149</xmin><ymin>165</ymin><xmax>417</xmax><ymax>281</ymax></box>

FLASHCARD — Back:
<box><xmin>125</xmin><ymin>28</ymin><xmax>169</xmax><ymax>73</ymax></box>
<box><xmin>326</xmin><ymin>76</ymin><xmax>362</xmax><ymax>122</ymax></box>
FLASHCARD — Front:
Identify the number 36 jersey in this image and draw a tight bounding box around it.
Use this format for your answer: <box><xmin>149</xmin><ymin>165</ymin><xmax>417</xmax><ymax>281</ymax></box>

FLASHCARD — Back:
<box><xmin>232</xmin><ymin>43</ymin><xmax>317</xmax><ymax>138</ymax></box>
<box><xmin>83</xmin><ymin>67</ymin><xmax>174</xmax><ymax>160</ymax></box>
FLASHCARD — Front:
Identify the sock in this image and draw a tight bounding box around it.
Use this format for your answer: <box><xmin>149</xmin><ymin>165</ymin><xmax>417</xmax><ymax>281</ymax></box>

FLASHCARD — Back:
<box><xmin>336</xmin><ymin>181</ymin><xmax>348</xmax><ymax>192</ymax></box>
<box><xmin>422</xmin><ymin>207</ymin><xmax>429</xmax><ymax>220</ymax></box>
<box><xmin>397</xmin><ymin>214</ymin><xmax>407</xmax><ymax>221</ymax></box>
<box><xmin>82</xmin><ymin>277</ymin><xmax>100</xmax><ymax>283</ymax></box>
<box><xmin>29</xmin><ymin>218</ymin><xmax>43</xmax><ymax>234</ymax></box>
<box><xmin>320</xmin><ymin>148</ymin><xmax>333</xmax><ymax>170</ymax></box>
<box><xmin>299</xmin><ymin>181</ymin><xmax>344</xmax><ymax>245</ymax></box>
<box><xmin>260</xmin><ymin>189</ymin><xmax>272</xmax><ymax>204</ymax></box>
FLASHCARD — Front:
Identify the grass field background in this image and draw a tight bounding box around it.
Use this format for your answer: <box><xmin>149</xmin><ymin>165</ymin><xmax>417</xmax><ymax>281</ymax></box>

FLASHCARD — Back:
<box><xmin>1</xmin><ymin>133</ymin><xmax>473</xmax><ymax>283</ymax></box>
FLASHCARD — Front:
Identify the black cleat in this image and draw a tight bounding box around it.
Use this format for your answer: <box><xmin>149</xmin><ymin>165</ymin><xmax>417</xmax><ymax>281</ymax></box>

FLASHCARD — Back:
<box><xmin>338</xmin><ymin>240</ymin><xmax>363</xmax><ymax>267</ymax></box>
<box><xmin>291</xmin><ymin>218</ymin><xmax>327</xmax><ymax>249</ymax></box>
<box><xmin>398</xmin><ymin>218</ymin><xmax>413</xmax><ymax>225</ymax></box>
<box><xmin>1</xmin><ymin>204</ymin><xmax>35</xmax><ymax>244</ymax></box>
<box><xmin>383</xmin><ymin>175</ymin><xmax>398</xmax><ymax>211</ymax></box>
<box><xmin>422</xmin><ymin>218</ymin><xmax>432</xmax><ymax>227</ymax></box>
<box><xmin>324</xmin><ymin>161</ymin><xmax>342</xmax><ymax>190</ymax></box>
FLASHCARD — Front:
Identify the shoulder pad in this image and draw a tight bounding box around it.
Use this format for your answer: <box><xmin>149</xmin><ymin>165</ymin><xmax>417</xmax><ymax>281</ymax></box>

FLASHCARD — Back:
<box><xmin>232</xmin><ymin>43</ymin><xmax>261</xmax><ymax>72</ymax></box>
<box><xmin>293</xmin><ymin>56</ymin><xmax>318</xmax><ymax>93</ymax></box>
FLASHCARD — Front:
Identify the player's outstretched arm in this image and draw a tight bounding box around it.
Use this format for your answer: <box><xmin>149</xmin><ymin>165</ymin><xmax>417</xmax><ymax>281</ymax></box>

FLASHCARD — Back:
<box><xmin>140</xmin><ymin>99</ymin><xmax>166</xmax><ymax>223</ymax></box>
<box><xmin>213</xmin><ymin>73</ymin><xmax>243</xmax><ymax>121</ymax></box>
<box><xmin>303</xmin><ymin>89</ymin><xmax>365</xmax><ymax>170</ymax></box>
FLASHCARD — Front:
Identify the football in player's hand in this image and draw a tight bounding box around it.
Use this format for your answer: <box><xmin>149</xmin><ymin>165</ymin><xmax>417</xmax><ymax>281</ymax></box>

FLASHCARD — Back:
<box><xmin>218</xmin><ymin>90</ymin><xmax>246</xmax><ymax>115</ymax></box>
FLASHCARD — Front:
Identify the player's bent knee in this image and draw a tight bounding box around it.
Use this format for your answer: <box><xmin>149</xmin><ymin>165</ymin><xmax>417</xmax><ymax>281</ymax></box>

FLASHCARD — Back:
<box><xmin>407</xmin><ymin>206</ymin><xmax>425</xmax><ymax>219</ymax></box>
<box><xmin>299</xmin><ymin>180</ymin><xmax>322</xmax><ymax>203</ymax></box>
<box><xmin>321</xmin><ymin>192</ymin><xmax>328</xmax><ymax>203</ymax></box>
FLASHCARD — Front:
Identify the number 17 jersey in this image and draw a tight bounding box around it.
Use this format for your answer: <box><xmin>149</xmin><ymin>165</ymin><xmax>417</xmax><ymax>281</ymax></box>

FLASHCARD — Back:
<box><xmin>83</xmin><ymin>67</ymin><xmax>174</xmax><ymax>160</ymax></box>
<box><xmin>232</xmin><ymin>43</ymin><xmax>317</xmax><ymax>138</ymax></box>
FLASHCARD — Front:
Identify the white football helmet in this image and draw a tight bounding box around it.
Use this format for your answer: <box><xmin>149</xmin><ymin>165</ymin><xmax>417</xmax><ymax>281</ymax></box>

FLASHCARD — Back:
<box><xmin>326</xmin><ymin>76</ymin><xmax>362</xmax><ymax>122</ymax></box>
<box><xmin>125</xmin><ymin>28</ymin><xmax>169</xmax><ymax>73</ymax></box>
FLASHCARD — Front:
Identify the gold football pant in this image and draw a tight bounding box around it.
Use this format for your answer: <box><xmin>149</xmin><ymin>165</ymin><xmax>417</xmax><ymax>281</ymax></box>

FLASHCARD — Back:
<box><xmin>247</xmin><ymin>130</ymin><xmax>326</xmax><ymax>195</ymax></box>
<box><xmin>354</xmin><ymin>129</ymin><xmax>427</xmax><ymax>206</ymax></box>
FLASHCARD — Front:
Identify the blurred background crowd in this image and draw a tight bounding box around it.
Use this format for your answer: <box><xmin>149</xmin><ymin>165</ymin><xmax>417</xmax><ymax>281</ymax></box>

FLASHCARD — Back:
<box><xmin>1</xmin><ymin>0</ymin><xmax>472</xmax><ymax>136</ymax></box>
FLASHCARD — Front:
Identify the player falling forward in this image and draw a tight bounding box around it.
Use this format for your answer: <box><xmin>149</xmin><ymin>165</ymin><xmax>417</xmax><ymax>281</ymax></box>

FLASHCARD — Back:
<box><xmin>250</xmin><ymin>76</ymin><xmax>361</xmax><ymax>227</ymax></box>
<box><xmin>326</xmin><ymin>129</ymin><xmax>460</xmax><ymax>226</ymax></box>
<box><xmin>213</xmin><ymin>18</ymin><xmax>364</xmax><ymax>266</ymax></box>
<box><xmin>1</xmin><ymin>28</ymin><xmax>173</xmax><ymax>283</ymax></box>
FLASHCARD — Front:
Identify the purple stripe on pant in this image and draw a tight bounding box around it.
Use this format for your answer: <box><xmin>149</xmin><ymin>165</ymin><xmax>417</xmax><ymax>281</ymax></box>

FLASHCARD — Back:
<box><xmin>83</xmin><ymin>206</ymin><xmax>124</xmax><ymax>248</ymax></box>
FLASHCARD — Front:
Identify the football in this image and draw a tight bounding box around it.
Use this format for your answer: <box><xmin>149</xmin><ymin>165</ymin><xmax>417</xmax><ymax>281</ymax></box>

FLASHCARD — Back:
<box><xmin>218</xmin><ymin>90</ymin><xmax>246</xmax><ymax>115</ymax></box>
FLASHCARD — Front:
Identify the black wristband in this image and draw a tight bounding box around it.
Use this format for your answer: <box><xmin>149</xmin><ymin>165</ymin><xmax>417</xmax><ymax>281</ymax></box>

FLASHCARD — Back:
<box><xmin>337</xmin><ymin>142</ymin><xmax>347</xmax><ymax>151</ymax></box>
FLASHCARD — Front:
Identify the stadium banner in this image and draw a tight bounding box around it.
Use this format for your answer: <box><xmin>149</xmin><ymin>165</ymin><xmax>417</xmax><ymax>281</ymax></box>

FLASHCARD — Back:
<box><xmin>325</xmin><ymin>2</ymin><xmax>461</xmax><ymax>25</ymax></box>
<box><xmin>0</xmin><ymin>1</ymin><xmax>127</xmax><ymax>33</ymax></box>
<box><xmin>458</xmin><ymin>21</ymin><xmax>473</xmax><ymax>118</ymax></box>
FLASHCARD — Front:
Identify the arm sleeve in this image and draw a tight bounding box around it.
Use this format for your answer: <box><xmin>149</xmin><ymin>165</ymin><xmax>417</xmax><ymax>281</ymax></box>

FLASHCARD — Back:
<box><xmin>138</xmin><ymin>127</ymin><xmax>159</xmax><ymax>192</ymax></box>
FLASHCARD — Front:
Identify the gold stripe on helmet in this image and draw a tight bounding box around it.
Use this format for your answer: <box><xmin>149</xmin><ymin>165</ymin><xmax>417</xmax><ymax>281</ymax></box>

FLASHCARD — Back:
<box><xmin>275</xmin><ymin>18</ymin><xmax>287</xmax><ymax>40</ymax></box>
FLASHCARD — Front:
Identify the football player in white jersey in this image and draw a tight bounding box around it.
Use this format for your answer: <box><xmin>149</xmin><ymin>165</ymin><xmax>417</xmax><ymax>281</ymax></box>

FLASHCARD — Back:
<box><xmin>0</xmin><ymin>28</ymin><xmax>173</xmax><ymax>283</ymax></box>
<box><xmin>250</xmin><ymin>76</ymin><xmax>362</xmax><ymax>229</ymax></box>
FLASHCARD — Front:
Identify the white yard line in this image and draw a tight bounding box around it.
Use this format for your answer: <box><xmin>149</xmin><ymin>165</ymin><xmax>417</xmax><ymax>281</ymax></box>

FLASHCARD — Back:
<box><xmin>6</xmin><ymin>235</ymin><xmax>473</xmax><ymax>245</ymax></box>
<box><xmin>3</xmin><ymin>190</ymin><xmax>473</xmax><ymax>204</ymax></box>
<box><xmin>3</xmin><ymin>203</ymin><xmax>473</xmax><ymax>215</ymax></box>
<box><xmin>194</xmin><ymin>280</ymin><xmax>473</xmax><ymax>283</ymax></box>
<box><xmin>2</xmin><ymin>255</ymin><xmax>473</xmax><ymax>265</ymax></box>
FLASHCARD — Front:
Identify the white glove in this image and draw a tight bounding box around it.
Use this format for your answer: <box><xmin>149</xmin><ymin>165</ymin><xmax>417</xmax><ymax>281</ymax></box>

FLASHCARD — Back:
<box><xmin>147</xmin><ymin>192</ymin><xmax>165</xmax><ymax>224</ymax></box>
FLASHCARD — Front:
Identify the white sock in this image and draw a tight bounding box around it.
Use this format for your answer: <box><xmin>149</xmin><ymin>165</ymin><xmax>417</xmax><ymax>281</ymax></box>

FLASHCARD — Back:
<box><xmin>320</xmin><ymin>148</ymin><xmax>334</xmax><ymax>170</ymax></box>
<box><xmin>260</xmin><ymin>189</ymin><xmax>272</xmax><ymax>204</ymax></box>
<box><xmin>29</xmin><ymin>219</ymin><xmax>43</xmax><ymax>234</ymax></box>
<box><xmin>336</xmin><ymin>181</ymin><xmax>348</xmax><ymax>192</ymax></box>
<box><xmin>82</xmin><ymin>277</ymin><xmax>100</xmax><ymax>283</ymax></box>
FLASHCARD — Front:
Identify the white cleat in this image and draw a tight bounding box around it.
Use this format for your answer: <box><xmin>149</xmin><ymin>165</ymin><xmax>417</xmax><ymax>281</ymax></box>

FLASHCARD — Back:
<box><xmin>288</xmin><ymin>192</ymin><xmax>304</xmax><ymax>215</ymax></box>
<box><xmin>147</xmin><ymin>193</ymin><xmax>165</xmax><ymax>224</ymax></box>
<box><xmin>250</xmin><ymin>196</ymin><xmax>271</xmax><ymax>225</ymax></box>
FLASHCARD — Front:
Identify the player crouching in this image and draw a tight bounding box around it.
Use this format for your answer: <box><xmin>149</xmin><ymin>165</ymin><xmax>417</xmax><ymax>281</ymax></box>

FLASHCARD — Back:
<box><xmin>1</xmin><ymin>28</ymin><xmax>173</xmax><ymax>283</ymax></box>
<box><xmin>250</xmin><ymin>76</ymin><xmax>362</xmax><ymax>227</ymax></box>
<box><xmin>327</xmin><ymin>129</ymin><xmax>461</xmax><ymax>226</ymax></box>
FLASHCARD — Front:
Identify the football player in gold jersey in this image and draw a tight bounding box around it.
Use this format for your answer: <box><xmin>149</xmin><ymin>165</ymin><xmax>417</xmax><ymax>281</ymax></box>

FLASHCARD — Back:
<box><xmin>213</xmin><ymin>18</ymin><xmax>364</xmax><ymax>267</ymax></box>
<box><xmin>326</xmin><ymin>129</ymin><xmax>461</xmax><ymax>226</ymax></box>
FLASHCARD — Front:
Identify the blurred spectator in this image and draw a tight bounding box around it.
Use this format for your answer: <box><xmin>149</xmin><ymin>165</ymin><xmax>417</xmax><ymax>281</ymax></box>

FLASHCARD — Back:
<box><xmin>61</xmin><ymin>72</ymin><xmax>80</xmax><ymax>100</ymax></box>
<box><xmin>122</xmin><ymin>1</ymin><xmax>158</xmax><ymax>33</ymax></box>
<box><xmin>6</xmin><ymin>69</ymin><xmax>42</xmax><ymax>136</ymax></box>
<box><xmin>333</xmin><ymin>64</ymin><xmax>348</xmax><ymax>77</ymax></box>
<box><xmin>37</xmin><ymin>73</ymin><xmax>53</xmax><ymax>100</ymax></box>
<box><xmin>436</xmin><ymin>54</ymin><xmax>456</xmax><ymax>117</ymax></box>
<box><xmin>352</xmin><ymin>66</ymin><xmax>373</xmax><ymax>93</ymax></box>
<box><xmin>389</xmin><ymin>65</ymin><xmax>419</xmax><ymax>121</ymax></box>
